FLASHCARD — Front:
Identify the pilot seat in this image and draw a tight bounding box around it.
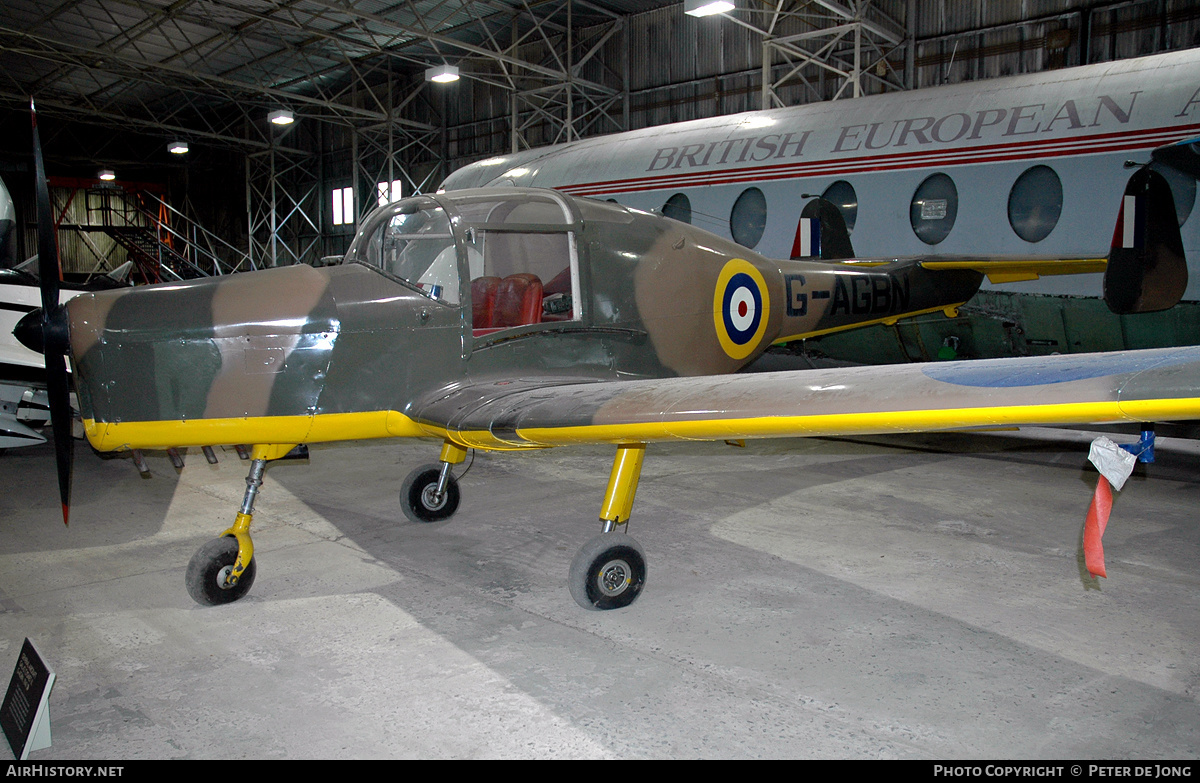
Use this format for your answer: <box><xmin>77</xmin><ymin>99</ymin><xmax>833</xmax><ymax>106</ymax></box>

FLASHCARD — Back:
<box><xmin>472</xmin><ymin>273</ymin><xmax>543</xmax><ymax>334</ymax></box>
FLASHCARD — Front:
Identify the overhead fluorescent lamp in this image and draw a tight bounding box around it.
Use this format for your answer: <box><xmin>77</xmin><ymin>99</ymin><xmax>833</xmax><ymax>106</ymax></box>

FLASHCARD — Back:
<box><xmin>98</xmin><ymin>169</ymin><xmax>115</xmax><ymax>181</ymax></box>
<box><xmin>268</xmin><ymin>109</ymin><xmax>294</xmax><ymax>125</ymax></box>
<box><xmin>684</xmin><ymin>0</ymin><xmax>734</xmax><ymax>16</ymax></box>
<box><xmin>425</xmin><ymin>64</ymin><xmax>460</xmax><ymax>83</ymax></box>
<box><xmin>168</xmin><ymin>140</ymin><xmax>189</xmax><ymax>154</ymax></box>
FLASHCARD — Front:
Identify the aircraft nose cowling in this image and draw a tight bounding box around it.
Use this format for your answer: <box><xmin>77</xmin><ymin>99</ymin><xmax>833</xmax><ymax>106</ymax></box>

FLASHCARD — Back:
<box><xmin>69</xmin><ymin>265</ymin><xmax>340</xmax><ymax>443</ymax></box>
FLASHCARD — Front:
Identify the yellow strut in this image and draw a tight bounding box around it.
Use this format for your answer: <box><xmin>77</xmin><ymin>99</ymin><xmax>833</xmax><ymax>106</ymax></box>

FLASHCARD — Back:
<box><xmin>599</xmin><ymin>443</ymin><xmax>646</xmax><ymax>526</ymax></box>
<box><xmin>217</xmin><ymin>443</ymin><xmax>292</xmax><ymax>585</ymax></box>
<box><xmin>439</xmin><ymin>440</ymin><xmax>469</xmax><ymax>465</ymax></box>
<box><xmin>219</xmin><ymin>512</ymin><xmax>256</xmax><ymax>586</ymax></box>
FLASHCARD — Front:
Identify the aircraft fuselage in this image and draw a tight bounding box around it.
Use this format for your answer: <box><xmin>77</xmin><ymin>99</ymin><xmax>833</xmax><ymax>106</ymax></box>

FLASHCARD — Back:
<box><xmin>66</xmin><ymin>188</ymin><xmax>979</xmax><ymax>453</ymax></box>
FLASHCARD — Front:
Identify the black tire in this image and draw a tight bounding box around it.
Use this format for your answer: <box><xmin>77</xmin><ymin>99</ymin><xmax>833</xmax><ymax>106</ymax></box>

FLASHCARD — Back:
<box><xmin>185</xmin><ymin>536</ymin><xmax>257</xmax><ymax>606</ymax></box>
<box><xmin>569</xmin><ymin>533</ymin><xmax>647</xmax><ymax>610</ymax></box>
<box><xmin>400</xmin><ymin>463</ymin><xmax>460</xmax><ymax>523</ymax></box>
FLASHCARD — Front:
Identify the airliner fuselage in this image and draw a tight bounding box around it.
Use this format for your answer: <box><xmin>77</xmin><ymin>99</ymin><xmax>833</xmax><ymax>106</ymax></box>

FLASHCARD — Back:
<box><xmin>443</xmin><ymin>49</ymin><xmax>1200</xmax><ymax>360</ymax></box>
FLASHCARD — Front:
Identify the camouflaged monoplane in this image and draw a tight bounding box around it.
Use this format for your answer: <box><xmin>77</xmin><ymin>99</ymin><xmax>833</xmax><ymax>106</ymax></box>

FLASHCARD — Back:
<box><xmin>17</xmin><ymin>106</ymin><xmax>1200</xmax><ymax>610</ymax></box>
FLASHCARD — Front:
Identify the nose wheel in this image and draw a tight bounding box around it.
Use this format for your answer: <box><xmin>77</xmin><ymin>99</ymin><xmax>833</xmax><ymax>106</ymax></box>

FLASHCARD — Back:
<box><xmin>186</xmin><ymin>536</ymin><xmax>257</xmax><ymax>605</ymax></box>
<box><xmin>184</xmin><ymin>444</ymin><xmax>296</xmax><ymax>606</ymax></box>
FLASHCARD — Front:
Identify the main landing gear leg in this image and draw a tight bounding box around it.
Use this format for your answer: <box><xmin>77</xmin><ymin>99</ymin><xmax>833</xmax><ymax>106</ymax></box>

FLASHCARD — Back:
<box><xmin>400</xmin><ymin>440</ymin><xmax>467</xmax><ymax>523</ymax></box>
<box><xmin>569</xmin><ymin>442</ymin><xmax>649</xmax><ymax>611</ymax></box>
<box><xmin>185</xmin><ymin>443</ymin><xmax>296</xmax><ymax>606</ymax></box>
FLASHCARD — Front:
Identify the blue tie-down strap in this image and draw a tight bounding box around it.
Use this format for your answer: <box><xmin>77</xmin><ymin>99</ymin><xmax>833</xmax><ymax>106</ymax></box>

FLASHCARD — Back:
<box><xmin>1119</xmin><ymin>429</ymin><xmax>1156</xmax><ymax>463</ymax></box>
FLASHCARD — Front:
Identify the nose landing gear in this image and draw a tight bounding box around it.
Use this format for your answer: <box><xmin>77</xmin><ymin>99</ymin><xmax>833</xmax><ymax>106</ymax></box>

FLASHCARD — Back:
<box><xmin>185</xmin><ymin>443</ymin><xmax>296</xmax><ymax>606</ymax></box>
<box><xmin>185</xmin><ymin>536</ymin><xmax>257</xmax><ymax>605</ymax></box>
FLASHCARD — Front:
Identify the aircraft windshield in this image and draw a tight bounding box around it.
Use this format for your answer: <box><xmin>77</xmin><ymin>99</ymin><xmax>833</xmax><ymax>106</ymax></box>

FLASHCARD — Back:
<box><xmin>366</xmin><ymin>204</ymin><xmax>460</xmax><ymax>304</ymax></box>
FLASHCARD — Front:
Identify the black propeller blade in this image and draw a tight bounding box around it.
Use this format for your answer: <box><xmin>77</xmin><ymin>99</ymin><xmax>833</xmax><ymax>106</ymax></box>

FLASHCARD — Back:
<box><xmin>25</xmin><ymin>99</ymin><xmax>73</xmax><ymax>525</ymax></box>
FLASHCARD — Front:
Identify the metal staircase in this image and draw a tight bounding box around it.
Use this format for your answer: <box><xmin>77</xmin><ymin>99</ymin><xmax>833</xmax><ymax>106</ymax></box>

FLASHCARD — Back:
<box><xmin>54</xmin><ymin>181</ymin><xmax>253</xmax><ymax>283</ymax></box>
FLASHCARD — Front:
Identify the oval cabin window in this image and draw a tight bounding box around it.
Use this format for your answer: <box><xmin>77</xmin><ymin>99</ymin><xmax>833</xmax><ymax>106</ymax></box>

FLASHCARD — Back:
<box><xmin>910</xmin><ymin>173</ymin><xmax>958</xmax><ymax>245</ymax></box>
<box><xmin>820</xmin><ymin>180</ymin><xmax>858</xmax><ymax>233</ymax></box>
<box><xmin>1008</xmin><ymin>165</ymin><xmax>1063</xmax><ymax>243</ymax></box>
<box><xmin>663</xmin><ymin>193</ymin><xmax>692</xmax><ymax>224</ymax></box>
<box><xmin>730</xmin><ymin>187</ymin><xmax>767</xmax><ymax>249</ymax></box>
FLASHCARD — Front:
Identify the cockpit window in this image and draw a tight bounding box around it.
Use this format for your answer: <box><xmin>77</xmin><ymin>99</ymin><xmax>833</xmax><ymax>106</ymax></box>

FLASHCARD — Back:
<box><xmin>436</xmin><ymin>193</ymin><xmax>580</xmax><ymax>337</ymax></box>
<box><xmin>365</xmin><ymin>204</ymin><xmax>460</xmax><ymax>304</ymax></box>
<box><xmin>349</xmin><ymin>191</ymin><xmax>582</xmax><ymax>334</ymax></box>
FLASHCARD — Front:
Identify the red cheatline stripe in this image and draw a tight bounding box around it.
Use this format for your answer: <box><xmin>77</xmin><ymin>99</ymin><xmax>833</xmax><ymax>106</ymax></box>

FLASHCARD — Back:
<box><xmin>558</xmin><ymin>122</ymin><xmax>1200</xmax><ymax>197</ymax></box>
<box><xmin>563</xmin><ymin>123</ymin><xmax>1200</xmax><ymax>193</ymax></box>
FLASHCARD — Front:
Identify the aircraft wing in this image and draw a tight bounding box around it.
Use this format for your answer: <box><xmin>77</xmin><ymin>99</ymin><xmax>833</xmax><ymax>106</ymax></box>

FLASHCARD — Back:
<box><xmin>415</xmin><ymin>346</ymin><xmax>1200</xmax><ymax>449</ymax></box>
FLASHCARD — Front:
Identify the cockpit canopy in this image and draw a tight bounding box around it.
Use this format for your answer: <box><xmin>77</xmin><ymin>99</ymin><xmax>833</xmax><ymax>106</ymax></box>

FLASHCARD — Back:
<box><xmin>344</xmin><ymin>188</ymin><xmax>582</xmax><ymax>333</ymax></box>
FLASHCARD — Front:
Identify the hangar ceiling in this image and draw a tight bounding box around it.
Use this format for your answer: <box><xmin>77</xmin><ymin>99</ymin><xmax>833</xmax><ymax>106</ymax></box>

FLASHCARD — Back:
<box><xmin>1</xmin><ymin>0</ymin><xmax>631</xmax><ymax>151</ymax></box>
<box><xmin>0</xmin><ymin>1</ymin><xmax>918</xmax><ymax>269</ymax></box>
<box><xmin>4</xmin><ymin>1</ymin><xmax>1197</xmax><ymax>165</ymax></box>
<box><xmin>0</xmin><ymin>1</ymin><xmax>908</xmax><ymax>155</ymax></box>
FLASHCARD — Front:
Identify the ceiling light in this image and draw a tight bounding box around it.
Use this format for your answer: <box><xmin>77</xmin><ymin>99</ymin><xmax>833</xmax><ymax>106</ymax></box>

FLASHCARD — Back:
<box><xmin>684</xmin><ymin>0</ymin><xmax>734</xmax><ymax>16</ymax></box>
<box><xmin>168</xmin><ymin>140</ymin><xmax>189</xmax><ymax>154</ymax></box>
<box><xmin>268</xmin><ymin>109</ymin><xmax>294</xmax><ymax>125</ymax></box>
<box><xmin>98</xmin><ymin>169</ymin><xmax>115</xmax><ymax>181</ymax></box>
<box><xmin>425</xmin><ymin>64</ymin><xmax>460</xmax><ymax>83</ymax></box>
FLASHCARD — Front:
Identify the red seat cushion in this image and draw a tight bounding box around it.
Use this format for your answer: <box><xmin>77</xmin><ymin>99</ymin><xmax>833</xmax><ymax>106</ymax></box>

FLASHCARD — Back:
<box><xmin>494</xmin><ymin>273</ymin><xmax>543</xmax><ymax>328</ymax></box>
<box><xmin>471</xmin><ymin>276</ymin><xmax>501</xmax><ymax>329</ymax></box>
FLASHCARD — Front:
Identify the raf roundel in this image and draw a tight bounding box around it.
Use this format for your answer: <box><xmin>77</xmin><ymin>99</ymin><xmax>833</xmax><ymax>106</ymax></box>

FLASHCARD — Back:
<box><xmin>713</xmin><ymin>258</ymin><xmax>771</xmax><ymax>360</ymax></box>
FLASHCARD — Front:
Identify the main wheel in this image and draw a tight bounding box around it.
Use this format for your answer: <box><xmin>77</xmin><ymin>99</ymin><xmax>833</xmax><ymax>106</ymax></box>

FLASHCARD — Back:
<box><xmin>400</xmin><ymin>463</ymin><xmax>460</xmax><ymax>523</ymax></box>
<box><xmin>569</xmin><ymin>533</ymin><xmax>647</xmax><ymax>610</ymax></box>
<box><xmin>185</xmin><ymin>536</ymin><xmax>257</xmax><ymax>606</ymax></box>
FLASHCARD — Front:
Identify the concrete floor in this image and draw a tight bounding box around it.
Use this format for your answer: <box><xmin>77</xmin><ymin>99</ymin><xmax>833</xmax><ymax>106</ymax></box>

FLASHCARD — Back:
<box><xmin>0</xmin><ymin>427</ymin><xmax>1198</xmax><ymax>759</ymax></box>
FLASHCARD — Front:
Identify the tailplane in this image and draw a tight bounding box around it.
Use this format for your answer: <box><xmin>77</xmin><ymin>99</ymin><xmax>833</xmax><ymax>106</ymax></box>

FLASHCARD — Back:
<box><xmin>1104</xmin><ymin>167</ymin><xmax>1187</xmax><ymax>314</ymax></box>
